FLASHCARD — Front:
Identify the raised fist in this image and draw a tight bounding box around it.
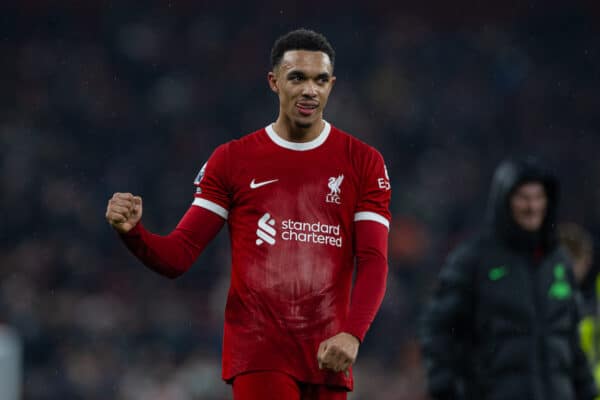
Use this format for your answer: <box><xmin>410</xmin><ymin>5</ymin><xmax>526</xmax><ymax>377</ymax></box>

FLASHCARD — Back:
<box><xmin>105</xmin><ymin>192</ymin><xmax>143</xmax><ymax>233</ymax></box>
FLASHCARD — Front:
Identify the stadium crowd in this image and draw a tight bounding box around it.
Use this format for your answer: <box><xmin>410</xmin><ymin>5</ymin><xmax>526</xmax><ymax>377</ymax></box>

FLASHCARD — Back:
<box><xmin>2</xmin><ymin>2</ymin><xmax>600</xmax><ymax>399</ymax></box>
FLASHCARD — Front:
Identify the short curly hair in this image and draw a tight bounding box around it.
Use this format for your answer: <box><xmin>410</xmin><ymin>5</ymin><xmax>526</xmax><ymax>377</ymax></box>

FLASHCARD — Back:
<box><xmin>270</xmin><ymin>28</ymin><xmax>335</xmax><ymax>70</ymax></box>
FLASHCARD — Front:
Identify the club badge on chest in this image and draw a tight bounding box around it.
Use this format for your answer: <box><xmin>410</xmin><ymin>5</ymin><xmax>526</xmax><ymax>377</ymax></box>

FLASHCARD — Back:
<box><xmin>326</xmin><ymin>174</ymin><xmax>344</xmax><ymax>204</ymax></box>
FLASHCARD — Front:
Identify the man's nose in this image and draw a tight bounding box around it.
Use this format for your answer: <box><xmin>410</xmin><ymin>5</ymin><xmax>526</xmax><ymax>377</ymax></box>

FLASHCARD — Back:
<box><xmin>301</xmin><ymin>81</ymin><xmax>318</xmax><ymax>97</ymax></box>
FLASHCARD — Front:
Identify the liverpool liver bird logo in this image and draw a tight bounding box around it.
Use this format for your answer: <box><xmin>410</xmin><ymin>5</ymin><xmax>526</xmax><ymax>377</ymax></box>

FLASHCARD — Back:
<box><xmin>326</xmin><ymin>174</ymin><xmax>344</xmax><ymax>204</ymax></box>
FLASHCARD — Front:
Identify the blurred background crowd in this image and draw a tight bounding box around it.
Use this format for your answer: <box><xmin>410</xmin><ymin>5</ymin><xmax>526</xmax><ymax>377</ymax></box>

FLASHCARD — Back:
<box><xmin>2</xmin><ymin>1</ymin><xmax>600</xmax><ymax>399</ymax></box>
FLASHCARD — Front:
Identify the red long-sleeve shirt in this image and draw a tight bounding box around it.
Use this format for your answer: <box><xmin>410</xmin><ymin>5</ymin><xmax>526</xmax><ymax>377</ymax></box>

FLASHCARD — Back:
<box><xmin>119</xmin><ymin>122</ymin><xmax>390</xmax><ymax>390</ymax></box>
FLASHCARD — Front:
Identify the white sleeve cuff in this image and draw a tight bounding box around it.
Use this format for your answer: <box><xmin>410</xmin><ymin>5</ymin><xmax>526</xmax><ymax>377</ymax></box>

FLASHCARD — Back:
<box><xmin>192</xmin><ymin>198</ymin><xmax>229</xmax><ymax>219</ymax></box>
<box><xmin>354</xmin><ymin>211</ymin><xmax>389</xmax><ymax>230</ymax></box>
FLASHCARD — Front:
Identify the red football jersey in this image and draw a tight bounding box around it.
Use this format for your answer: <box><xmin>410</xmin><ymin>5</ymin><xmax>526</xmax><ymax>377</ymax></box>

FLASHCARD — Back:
<box><xmin>193</xmin><ymin>121</ymin><xmax>391</xmax><ymax>389</ymax></box>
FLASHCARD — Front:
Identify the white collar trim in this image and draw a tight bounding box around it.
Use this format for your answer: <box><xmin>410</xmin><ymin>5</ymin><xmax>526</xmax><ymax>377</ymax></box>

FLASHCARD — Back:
<box><xmin>265</xmin><ymin>121</ymin><xmax>331</xmax><ymax>151</ymax></box>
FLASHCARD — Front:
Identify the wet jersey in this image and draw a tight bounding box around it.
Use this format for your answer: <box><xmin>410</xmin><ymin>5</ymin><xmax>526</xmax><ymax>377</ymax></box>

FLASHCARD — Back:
<box><xmin>193</xmin><ymin>121</ymin><xmax>391</xmax><ymax>389</ymax></box>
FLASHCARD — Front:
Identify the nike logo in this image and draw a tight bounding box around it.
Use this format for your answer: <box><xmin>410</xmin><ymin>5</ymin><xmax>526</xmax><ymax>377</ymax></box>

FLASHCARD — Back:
<box><xmin>489</xmin><ymin>266</ymin><xmax>508</xmax><ymax>281</ymax></box>
<box><xmin>250</xmin><ymin>178</ymin><xmax>279</xmax><ymax>189</ymax></box>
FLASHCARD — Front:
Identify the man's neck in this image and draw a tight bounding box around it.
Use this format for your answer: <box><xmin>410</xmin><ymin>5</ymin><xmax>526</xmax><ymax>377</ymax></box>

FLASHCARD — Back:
<box><xmin>272</xmin><ymin>117</ymin><xmax>324</xmax><ymax>143</ymax></box>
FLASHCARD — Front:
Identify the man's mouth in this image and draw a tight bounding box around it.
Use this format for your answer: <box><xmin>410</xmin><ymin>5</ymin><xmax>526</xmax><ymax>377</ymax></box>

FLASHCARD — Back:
<box><xmin>296</xmin><ymin>102</ymin><xmax>318</xmax><ymax>116</ymax></box>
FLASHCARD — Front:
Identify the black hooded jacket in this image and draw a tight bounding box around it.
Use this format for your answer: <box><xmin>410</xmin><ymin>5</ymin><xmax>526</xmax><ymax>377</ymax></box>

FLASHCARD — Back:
<box><xmin>419</xmin><ymin>158</ymin><xmax>597</xmax><ymax>400</ymax></box>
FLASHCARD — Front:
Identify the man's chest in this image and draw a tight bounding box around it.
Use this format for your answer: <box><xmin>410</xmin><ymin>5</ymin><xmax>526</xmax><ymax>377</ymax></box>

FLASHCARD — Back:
<box><xmin>228</xmin><ymin>151</ymin><xmax>360</xmax><ymax>217</ymax></box>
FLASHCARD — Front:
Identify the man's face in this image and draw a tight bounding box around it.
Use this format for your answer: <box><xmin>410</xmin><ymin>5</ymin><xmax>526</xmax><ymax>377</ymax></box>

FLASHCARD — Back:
<box><xmin>268</xmin><ymin>50</ymin><xmax>335</xmax><ymax>129</ymax></box>
<box><xmin>510</xmin><ymin>182</ymin><xmax>548</xmax><ymax>232</ymax></box>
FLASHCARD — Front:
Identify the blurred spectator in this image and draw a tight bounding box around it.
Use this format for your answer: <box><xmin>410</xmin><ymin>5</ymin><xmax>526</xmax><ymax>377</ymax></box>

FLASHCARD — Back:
<box><xmin>559</xmin><ymin>223</ymin><xmax>595</xmax><ymax>289</ymax></box>
<box><xmin>419</xmin><ymin>158</ymin><xmax>597</xmax><ymax>400</ymax></box>
<box><xmin>559</xmin><ymin>223</ymin><xmax>600</xmax><ymax>389</ymax></box>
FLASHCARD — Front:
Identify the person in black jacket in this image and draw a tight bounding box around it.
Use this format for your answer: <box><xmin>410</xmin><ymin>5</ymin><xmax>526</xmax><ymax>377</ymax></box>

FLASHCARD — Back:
<box><xmin>419</xmin><ymin>157</ymin><xmax>597</xmax><ymax>400</ymax></box>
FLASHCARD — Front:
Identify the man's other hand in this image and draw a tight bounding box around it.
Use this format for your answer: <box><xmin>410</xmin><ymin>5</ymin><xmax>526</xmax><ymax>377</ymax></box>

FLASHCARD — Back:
<box><xmin>106</xmin><ymin>192</ymin><xmax>143</xmax><ymax>233</ymax></box>
<box><xmin>317</xmin><ymin>332</ymin><xmax>359</xmax><ymax>375</ymax></box>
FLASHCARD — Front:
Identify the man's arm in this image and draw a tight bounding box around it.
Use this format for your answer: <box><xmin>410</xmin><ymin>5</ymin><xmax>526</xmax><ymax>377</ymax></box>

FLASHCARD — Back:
<box><xmin>317</xmin><ymin>220</ymin><xmax>388</xmax><ymax>374</ymax></box>
<box><xmin>418</xmin><ymin>243</ymin><xmax>476</xmax><ymax>400</ymax></box>
<box><xmin>343</xmin><ymin>220</ymin><xmax>388</xmax><ymax>340</ymax></box>
<box><xmin>317</xmin><ymin>145</ymin><xmax>391</xmax><ymax>374</ymax></box>
<box><xmin>106</xmin><ymin>192</ymin><xmax>225</xmax><ymax>278</ymax></box>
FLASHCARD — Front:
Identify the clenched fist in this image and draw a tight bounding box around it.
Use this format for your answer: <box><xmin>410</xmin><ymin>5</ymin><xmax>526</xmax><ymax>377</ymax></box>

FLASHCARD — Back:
<box><xmin>317</xmin><ymin>332</ymin><xmax>359</xmax><ymax>375</ymax></box>
<box><xmin>105</xmin><ymin>192</ymin><xmax>143</xmax><ymax>233</ymax></box>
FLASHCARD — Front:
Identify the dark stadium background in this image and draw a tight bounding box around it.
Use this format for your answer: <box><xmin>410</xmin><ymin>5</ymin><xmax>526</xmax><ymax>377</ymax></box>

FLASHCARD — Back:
<box><xmin>2</xmin><ymin>1</ymin><xmax>600</xmax><ymax>398</ymax></box>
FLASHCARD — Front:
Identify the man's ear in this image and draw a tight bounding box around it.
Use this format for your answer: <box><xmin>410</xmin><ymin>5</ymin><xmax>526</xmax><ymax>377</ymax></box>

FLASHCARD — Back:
<box><xmin>267</xmin><ymin>71</ymin><xmax>278</xmax><ymax>93</ymax></box>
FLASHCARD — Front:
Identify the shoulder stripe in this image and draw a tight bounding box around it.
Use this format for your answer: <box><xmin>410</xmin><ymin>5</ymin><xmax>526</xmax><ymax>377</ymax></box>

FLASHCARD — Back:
<box><xmin>354</xmin><ymin>211</ymin><xmax>389</xmax><ymax>230</ymax></box>
<box><xmin>192</xmin><ymin>198</ymin><xmax>229</xmax><ymax>219</ymax></box>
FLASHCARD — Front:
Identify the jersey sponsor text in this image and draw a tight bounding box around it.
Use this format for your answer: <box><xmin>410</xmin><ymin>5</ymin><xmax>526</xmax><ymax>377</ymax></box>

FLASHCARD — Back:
<box><xmin>281</xmin><ymin>219</ymin><xmax>342</xmax><ymax>247</ymax></box>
